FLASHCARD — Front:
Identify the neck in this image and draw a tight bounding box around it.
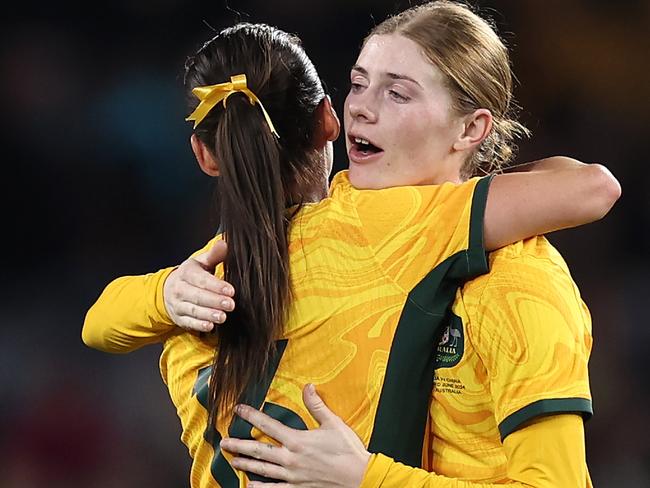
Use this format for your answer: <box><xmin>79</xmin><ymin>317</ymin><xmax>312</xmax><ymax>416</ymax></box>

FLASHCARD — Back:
<box><xmin>431</xmin><ymin>152</ymin><xmax>465</xmax><ymax>184</ymax></box>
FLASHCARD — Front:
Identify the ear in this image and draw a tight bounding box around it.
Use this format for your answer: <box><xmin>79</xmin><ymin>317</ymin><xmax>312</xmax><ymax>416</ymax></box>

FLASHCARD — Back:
<box><xmin>312</xmin><ymin>96</ymin><xmax>341</xmax><ymax>148</ymax></box>
<box><xmin>452</xmin><ymin>109</ymin><xmax>493</xmax><ymax>152</ymax></box>
<box><xmin>190</xmin><ymin>133</ymin><xmax>220</xmax><ymax>176</ymax></box>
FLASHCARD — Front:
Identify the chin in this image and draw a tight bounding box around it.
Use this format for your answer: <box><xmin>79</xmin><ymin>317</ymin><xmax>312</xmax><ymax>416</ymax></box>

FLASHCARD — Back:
<box><xmin>348</xmin><ymin>167</ymin><xmax>378</xmax><ymax>190</ymax></box>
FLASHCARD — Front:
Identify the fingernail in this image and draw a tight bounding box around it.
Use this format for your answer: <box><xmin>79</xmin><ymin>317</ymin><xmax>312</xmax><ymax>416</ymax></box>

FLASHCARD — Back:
<box><xmin>204</xmin><ymin>322</ymin><xmax>213</xmax><ymax>332</ymax></box>
<box><xmin>212</xmin><ymin>312</ymin><xmax>225</xmax><ymax>323</ymax></box>
<box><xmin>221</xmin><ymin>299</ymin><xmax>232</xmax><ymax>311</ymax></box>
<box><xmin>235</xmin><ymin>404</ymin><xmax>243</xmax><ymax>415</ymax></box>
<box><xmin>222</xmin><ymin>286</ymin><xmax>233</xmax><ymax>296</ymax></box>
<box><xmin>307</xmin><ymin>383</ymin><xmax>315</xmax><ymax>394</ymax></box>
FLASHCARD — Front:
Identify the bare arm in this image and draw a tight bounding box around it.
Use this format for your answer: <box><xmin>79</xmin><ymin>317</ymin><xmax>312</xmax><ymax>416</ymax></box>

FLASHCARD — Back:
<box><xmin>485</xmin><ymin>156</ymin><xmax>621</xmax><ymax>250</ymax></box>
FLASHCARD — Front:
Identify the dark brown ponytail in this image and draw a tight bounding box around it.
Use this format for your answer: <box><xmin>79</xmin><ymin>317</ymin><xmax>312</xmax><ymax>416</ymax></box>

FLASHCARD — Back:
<box><xmin>183</xmin><ymin>23</ymin><xmax>326</xmax><ymax>423</ymax></box>
<box><xmin>210</xmin><ymin>95</ymin><xmax>290</xmax><ymax>416</ymax></box>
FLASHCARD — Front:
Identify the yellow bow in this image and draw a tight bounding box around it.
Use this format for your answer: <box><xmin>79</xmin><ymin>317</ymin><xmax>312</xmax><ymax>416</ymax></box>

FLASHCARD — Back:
<box><xmin>185</xmin><ymin>74</ymin><xmax>279</xmax><ymax>138</ymax></box>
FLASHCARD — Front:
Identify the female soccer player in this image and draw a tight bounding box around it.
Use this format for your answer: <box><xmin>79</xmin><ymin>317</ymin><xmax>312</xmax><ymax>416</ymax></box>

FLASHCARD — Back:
<box><xmin>212</xmin><ymin>3</ymin><xmax>609</xmax><ymax>487</ymax></box>
<box><xmin>83</xmin><ymin>5</ymin><xmax>619</xmax><ymax>488</ymax></box>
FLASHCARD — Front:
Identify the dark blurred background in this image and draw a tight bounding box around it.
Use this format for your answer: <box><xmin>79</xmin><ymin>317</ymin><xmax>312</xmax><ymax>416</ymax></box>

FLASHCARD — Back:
<box><xmin>1</xmin><ymin>0</ymin><xmax>648</xmax><ymax>486</ymax></box>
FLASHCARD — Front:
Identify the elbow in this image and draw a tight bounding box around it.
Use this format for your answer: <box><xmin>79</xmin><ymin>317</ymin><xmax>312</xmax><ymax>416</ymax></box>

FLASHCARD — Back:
<box><xmin>81</xmin><ymin>326</ymin><xmax>96</xmax><ymax>349</ymax></box>
<box><xmin>585</xmin><ymin>163</ymin><xmax>622</xmax><ymax>221</ymax></box>
<box><xmin>81</xmin><ymin>308</ymin><xmax>106</xmax><ymax>351</ymax></box>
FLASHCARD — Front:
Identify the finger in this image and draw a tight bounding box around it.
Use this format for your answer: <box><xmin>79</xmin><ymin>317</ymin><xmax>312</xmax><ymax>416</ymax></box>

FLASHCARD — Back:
<box><xmin>181</xmin><ymin>263</ymin><xmax>235</xmax><ymax>297</ymax></box>
<box><xmin>176</xmin><ymin>303</ymin><xmax>227</xmax><ymax>325</ymax></box>
<box><xmin>220</xmin><ymin>438</ymin><xmax>285</xmax><ymax>465</ymax></box>
<box><xmin>194</xmin><ymin>240</ymin><xmax>228</xmax><ymax>272</ymax></box>
<box><xmin>176</xmin><ymin>288</ymin><xmax>234</xmax><ymax>314</ymax></box>
<box><xmin>175</xmin><ymin>315</ymin><xmax>215</xmax><ymax>333</ymax></box>
<box><xmin>302</xmin><ymin>384</ymin><xmax>337</xmax><ymax>426</ymax></box>
<box><xmin>235</xmin><ymin>405</ymin><xmax>292</xmax><ymax>444</ymax></box>
<box><xmin>230</xmin><ymin>457</ymin><xmax>288</xmax><ymax>482</ymax></box>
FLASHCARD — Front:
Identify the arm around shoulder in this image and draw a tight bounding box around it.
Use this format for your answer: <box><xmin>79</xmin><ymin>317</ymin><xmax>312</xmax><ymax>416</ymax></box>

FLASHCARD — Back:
<box><xmin>483</xmin><ymin>156</ymin><xmax>622</xmax><ymax>251</ymax></box>
<box><xmin>525</xmin><ymin>156</ymin><xmax>622</xmax><ymax>220</ymax></box>
<box><xmin>81</xmin><ymin>266</ymin><xmax>177</xmax><ymax>353</ymax></box>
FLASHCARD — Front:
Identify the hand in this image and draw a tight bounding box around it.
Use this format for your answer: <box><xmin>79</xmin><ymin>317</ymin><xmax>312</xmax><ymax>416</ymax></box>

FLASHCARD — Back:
<box><xmin>163</xmin><ymin>240</ymin><xmax>236</xmax><ymax>332</ymax></box>
<box><xmin>220</xmin><ymin>384</ymin><xmax>371</xmax><ymax>488</ymax></box>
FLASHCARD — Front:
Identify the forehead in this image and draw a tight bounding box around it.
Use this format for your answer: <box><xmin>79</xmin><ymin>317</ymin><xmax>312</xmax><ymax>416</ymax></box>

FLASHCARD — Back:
<box><xmin>355</xmin><ymin>34</ymin><xmax>446</xmax><ymax>87</ymax></box>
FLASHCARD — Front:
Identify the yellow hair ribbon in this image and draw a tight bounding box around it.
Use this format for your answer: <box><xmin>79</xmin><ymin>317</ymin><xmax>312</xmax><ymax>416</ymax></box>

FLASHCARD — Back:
<box><xmin>185</xmin><ymin>74</ymin><xmax>279</xmax><ymax>138</ymax></box>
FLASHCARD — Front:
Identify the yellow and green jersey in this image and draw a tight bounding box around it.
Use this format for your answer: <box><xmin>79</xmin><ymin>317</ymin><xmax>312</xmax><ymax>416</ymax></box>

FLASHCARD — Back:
<box><xmin>426</xmin><ymin>236</ymin><xmax>592</xmax><ymax>485</ymax></box>
<box><xmin>359</xmin><ymin>237</ymin><xmax>594</xmax><ymax>487</ymax></box>
<box><xmin>84</xmin><ymin>170</ymin><xmax>492</xmax><ymax>487</ymax></box>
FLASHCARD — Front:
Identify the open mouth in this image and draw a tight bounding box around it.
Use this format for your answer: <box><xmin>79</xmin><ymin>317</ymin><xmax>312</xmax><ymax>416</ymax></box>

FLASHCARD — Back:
<box><xmin>349</xmin><ymin>135</ymin><xmax>384</xmax><ymax>156</ymax></box>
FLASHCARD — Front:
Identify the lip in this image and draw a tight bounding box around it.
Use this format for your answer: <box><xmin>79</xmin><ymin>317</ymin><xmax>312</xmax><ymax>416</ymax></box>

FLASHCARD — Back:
<box><xmin>348</xmin><ymin>146</ymin><xmax>385</xmax><ymax>165</ymax></box>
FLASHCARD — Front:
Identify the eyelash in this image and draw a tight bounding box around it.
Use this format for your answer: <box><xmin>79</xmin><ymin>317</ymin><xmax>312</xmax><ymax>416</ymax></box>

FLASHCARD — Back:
<box><xmin>389</xmin><ymin>90</ymin><xmax>409</xmax><ymax>102</ymax></box>
<box><xmin>349</xmin><ymin>82</ymin><xmax>410</xmax><ymax>103</ymax></box>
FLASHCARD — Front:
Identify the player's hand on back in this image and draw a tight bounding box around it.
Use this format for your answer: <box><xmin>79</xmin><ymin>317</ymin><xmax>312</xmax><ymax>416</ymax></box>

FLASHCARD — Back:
<box><xmin>163</xmin><ymin>240</ymin><xmax>236</xmax><ymax>332</ymax></box>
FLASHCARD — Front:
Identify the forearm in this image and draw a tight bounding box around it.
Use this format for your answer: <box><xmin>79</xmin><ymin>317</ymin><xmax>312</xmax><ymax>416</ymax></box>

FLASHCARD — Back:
<box><xmin>82</xmin><ymin>266</ymin><xmax>176</xmax><ymax>353</ymax></box>
<box><xmin>516</xmin><ymin>156</ymin><xmax>621</xmax><ymax>222</ymax></box>
<box><xmin>484</xmin><ymin>156</ymin><xmax>621</xmax><ymax>250</ymax></box>
<box><xmin>362</xmin><ymin>455</ymin><xmax>530</xmax><ymax>488</ymax></box>
<box><xmin>362</xmin><ymin>415</ymin><xmax>586</xmax><ymax>488</ymax></box>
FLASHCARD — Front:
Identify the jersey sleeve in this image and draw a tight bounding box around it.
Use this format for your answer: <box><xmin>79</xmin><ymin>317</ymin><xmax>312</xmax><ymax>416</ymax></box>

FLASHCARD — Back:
<box><xmin>463</xmin><ymin>237</ymin><xmax>593</xmax><ymax>440</ymax></box>
<box><xmin>353</xmin><ymin>175</ymin><xmax>492</xmax><ymax>291</ymax></box>
<box><xmin>360</xmin><ymin>414</ymin><xmax>590</xmax><ymax>487</ymax></box>
<box><xmin>81</xmin><ymin>236</ymin><xmax>221</xmax><ymax>353</ymax></box>
<box><xmin>82</xmin><ymin>266</ymin><xmax>177</xmax><ymax>353</ymax></box>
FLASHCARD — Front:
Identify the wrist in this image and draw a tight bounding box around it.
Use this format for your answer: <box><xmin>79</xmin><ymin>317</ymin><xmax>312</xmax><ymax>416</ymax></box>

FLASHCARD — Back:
<box><xmin>160</xmin><ymin>266</ymin><xmax>180</xmax><ymax>323</ymax></box>
<box><xmin>352</xmin><ymin>450</ymin><xmax>372</xmax><ymax>488</ymax></box>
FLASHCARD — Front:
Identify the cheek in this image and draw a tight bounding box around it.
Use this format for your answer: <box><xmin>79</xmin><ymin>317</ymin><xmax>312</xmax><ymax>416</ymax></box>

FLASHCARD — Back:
<box><xmin>394</xmin><ymin>109</ymin><xmax>447</xmax><ymax>152</ymax></box>
<box><xmin>391</xmin><ymin>111</ymin><xmax>454</xmax><ymax>176</ymax></box>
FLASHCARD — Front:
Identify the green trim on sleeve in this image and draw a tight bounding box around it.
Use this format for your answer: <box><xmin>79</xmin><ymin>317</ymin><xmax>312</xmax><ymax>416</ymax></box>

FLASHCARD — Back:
<box><xmin>445</xmin><ymin>175</ymin><xmax>493</xmax><ymax>281</ymax></box>
<box><xmin>467</xmin><ymin>174</ymin><xmax>493</xmax><ymax>277</ymax></box>
<box><xmin>499</xmin><ymin>397</ymin><xmax>593</xmax><ymax>441</ymax></box>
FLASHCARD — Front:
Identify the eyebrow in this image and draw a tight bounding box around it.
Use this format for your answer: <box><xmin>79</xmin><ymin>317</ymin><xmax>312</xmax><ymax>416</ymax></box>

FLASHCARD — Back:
<box><xmin>351</xmin><ymin>64</ymin><xmax>422</xmax><ymax>88</ymax></box>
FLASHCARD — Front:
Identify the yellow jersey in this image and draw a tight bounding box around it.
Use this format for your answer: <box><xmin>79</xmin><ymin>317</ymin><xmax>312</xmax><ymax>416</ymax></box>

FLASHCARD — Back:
<box><xmin>361</xmin><ymin>236</ymin><xmax>593</xmax><ymax>487</ymax></box>
<box><xmin>84</xmin><ymin>171</ymin><xmax>492</xmax><ymax>487</ymax></box>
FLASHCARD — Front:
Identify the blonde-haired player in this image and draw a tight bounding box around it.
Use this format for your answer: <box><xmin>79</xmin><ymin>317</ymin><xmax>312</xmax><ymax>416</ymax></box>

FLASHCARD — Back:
<box><xmin>215</xmin><ymin>3</ymin><xmax>608</xmax><ymax>487</ymax></box>
<box><xmin>83</xmin><ymin>3</ymin><xmax>618</xmax><ymax>488</ymax></box>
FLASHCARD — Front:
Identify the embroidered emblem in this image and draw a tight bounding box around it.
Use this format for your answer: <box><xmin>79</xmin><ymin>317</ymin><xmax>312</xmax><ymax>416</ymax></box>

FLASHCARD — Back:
<box><xmin>434</xmin><ymin>313</ymin><xmax>464</xmax><ymax>368</ymax></box>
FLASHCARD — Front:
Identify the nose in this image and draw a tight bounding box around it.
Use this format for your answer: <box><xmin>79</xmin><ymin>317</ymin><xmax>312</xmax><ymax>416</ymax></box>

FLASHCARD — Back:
<box><xmin>347</xmin><ymin>89</ymin><xmax>378</xmax><ymax>123</ymax></box>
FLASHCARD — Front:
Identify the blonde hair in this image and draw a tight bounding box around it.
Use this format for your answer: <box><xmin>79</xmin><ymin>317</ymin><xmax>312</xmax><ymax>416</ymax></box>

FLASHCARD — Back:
<box><xmin>369</xmin><ymin>0</ymin><xmax>530</xmax><ymax>178</ymax></box>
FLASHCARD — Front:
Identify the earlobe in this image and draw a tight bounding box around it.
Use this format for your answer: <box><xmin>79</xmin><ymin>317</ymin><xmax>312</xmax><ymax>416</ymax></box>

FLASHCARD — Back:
<box><xmin>453</xmin><ymin>109</ymin><xmax>493</xmax><ymax>152</ymax></box>
<box><xmin>190</xmin><ymin>133</ymin><xmax>220</xmax><ymax>176</ymax></box>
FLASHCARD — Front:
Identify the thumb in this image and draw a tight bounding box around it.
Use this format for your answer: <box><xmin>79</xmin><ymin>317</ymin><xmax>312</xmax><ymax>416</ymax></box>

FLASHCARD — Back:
<box><xmin>303</xmin><ymin>384</ymin><xmax>337</xmax><ymax>427</ymax></box>
<box><xmin>195</xmin><ymin>240</ymin><xmax>228</xmax><ymax>271</ymax></box>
